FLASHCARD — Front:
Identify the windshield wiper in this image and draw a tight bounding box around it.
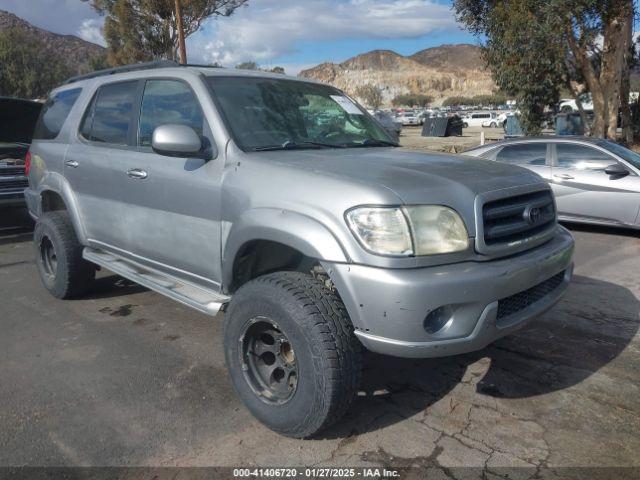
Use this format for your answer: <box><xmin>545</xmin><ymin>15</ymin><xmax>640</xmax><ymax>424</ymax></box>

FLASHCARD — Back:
<box><xmin>253</xmin><ymin>140</ymin><xmax>345</xmax><ymax>152</ymax></box>
<box><xmin>353</xmin><ymin>138</ymin><xmax>399</xmax><ymax>148</ymax></box>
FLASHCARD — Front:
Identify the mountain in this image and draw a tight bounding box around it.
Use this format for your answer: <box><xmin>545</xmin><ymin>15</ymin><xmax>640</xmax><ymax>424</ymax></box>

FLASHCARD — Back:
<box><xmin>0</xmin><ymin>9</ymin><xmax>105</xmax><ymax>75</ymax></box>
<box><xmin>299</xmin><ymin>44</ymin><xmax>494</xmax><ymax>106</ymax></box>
<box><xmin>409</xmin><ymin>44</ymin><xmax>486</xmax><ymax>70</ymax></box>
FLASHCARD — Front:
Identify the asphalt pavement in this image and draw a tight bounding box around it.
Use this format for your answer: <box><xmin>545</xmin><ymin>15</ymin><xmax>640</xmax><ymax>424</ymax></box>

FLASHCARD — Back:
<box><xmin>1</xmin><ymin>206</ymin><xmax>639</xmax><ymax>473</ymax></box>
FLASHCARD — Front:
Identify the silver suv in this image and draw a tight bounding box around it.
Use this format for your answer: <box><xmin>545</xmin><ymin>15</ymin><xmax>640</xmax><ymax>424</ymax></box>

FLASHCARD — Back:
<box><xmin>25</xmin><ymin>62</ymin><xmax>574</xmax><ymax>438</ymax></box>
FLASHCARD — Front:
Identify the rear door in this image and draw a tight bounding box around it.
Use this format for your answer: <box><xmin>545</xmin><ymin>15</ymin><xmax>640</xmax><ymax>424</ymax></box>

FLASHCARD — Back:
<box><xmin>490</xmin><ymin>142</ymin><xmax>551</xmax><ymax>180</ymax></box>
<box><xmin>551</xmin><ymin>142</ymin><xmax>639</xmax><ymax>225</ymax></box>
<box><xmin>64</xmin><ymin>80</ymin><xmax>141</xmax><ymax>252</ymax></box>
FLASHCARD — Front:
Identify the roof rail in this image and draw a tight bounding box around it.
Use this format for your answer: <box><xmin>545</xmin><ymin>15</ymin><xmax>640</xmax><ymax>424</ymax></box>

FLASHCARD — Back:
<box><xmin>178</xmin><ymin>63</ymin><xmax>224</xmax><ymax>69</ymax></box>
<box><xmin>65</xmin><ymin>60</ymin><xmax>180</xmax><ymax>84</ymax></box>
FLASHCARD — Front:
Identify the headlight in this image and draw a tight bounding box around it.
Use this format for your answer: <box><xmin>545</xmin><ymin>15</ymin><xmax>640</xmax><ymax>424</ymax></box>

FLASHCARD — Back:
<box><xmin>345</xmin><ymin>207</ymin><xmax>412</xmax><ymax>255</ymax></box>
<box><xmin>346</xmin><ymin>206</ymin><xmax>468</xmax><ymax>256</ymax></box>
<box><xmin>404</xmin><ymin>206</ymin><xmax>469</xmax><ymax>255</ymax></box>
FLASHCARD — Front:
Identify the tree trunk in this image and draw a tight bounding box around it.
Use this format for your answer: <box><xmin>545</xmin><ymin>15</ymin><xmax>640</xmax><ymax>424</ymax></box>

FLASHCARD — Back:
<box><xmin>619</xmin><ymin>3</ymin><xmax>634</xmax><ymax>144</ymax></box>
<box><xmin>174</xmin><ymin>0</ymin><xmax>187</xmax><ymax>64</ymax></box>
<box><xmin>566</xmin><ymin>26</ymin><xmax>607</xmax><ymax>137</ymax></box>
<box><xmin>567</xmin><ymin>79</ymin><xmax>591</xmax><ymax>136</ymax></box>
<box><xmin>601</xmin><ymin>18</ymin><xmax>623</xmax><ymax>139</ymax></box>
<box><xmin>601</xmin><ymin>0</ymin><xmax>634</xmax><ymax>140</ymax></box>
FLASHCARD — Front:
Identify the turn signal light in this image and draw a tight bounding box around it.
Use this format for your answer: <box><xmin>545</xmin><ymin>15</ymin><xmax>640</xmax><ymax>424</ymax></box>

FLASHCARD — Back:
<box><xmin>24</xmin><ymin>151</ymin><xmax>31</xmax><ymax>176</ymax></box>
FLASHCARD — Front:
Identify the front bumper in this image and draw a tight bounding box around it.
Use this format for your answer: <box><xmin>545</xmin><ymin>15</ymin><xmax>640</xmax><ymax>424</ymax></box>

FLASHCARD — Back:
<box><xmin>322</xmin><ymin>226</ymin><xmax>574</xmax><ymax>358</ymax></box>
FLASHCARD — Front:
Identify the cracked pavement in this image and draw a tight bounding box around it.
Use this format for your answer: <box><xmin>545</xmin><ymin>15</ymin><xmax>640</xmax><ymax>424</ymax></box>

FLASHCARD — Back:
<box><xmin>1</xmin><ymin>207</ymin><xmax>639</xmax><ymax>473</ymax></box>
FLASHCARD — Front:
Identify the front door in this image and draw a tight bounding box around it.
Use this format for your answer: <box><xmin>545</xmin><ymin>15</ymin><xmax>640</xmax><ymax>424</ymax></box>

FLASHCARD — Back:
<box><xmin>115</xmin><ymin>78</ymin><xmax>223</xmax><ymax>287</ymax></box>
<box><xmin>551</xmin><ymin>142</ymin><xmax>640</xmax><ymax>226</ymax></box>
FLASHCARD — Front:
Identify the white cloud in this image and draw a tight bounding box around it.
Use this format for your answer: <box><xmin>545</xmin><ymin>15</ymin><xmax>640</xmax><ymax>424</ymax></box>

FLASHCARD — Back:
<box><xmin>187</xmin><ymin>0</ymin><xmax>458</xmax><ymax>67</ymax></box>
<box><xmin>78</xmin><ymin>18</ymin><xmax>105</xmax><ymax>46</ymax></box>
<box><xmin>0</xmin><ymin>0</ymin><xmax>101</xmax><ymax>37</ymax></box>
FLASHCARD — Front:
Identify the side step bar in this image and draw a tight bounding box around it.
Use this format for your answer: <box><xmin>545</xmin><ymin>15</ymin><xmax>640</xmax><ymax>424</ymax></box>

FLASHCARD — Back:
<box><xmin>83</xmin><ymin>248</ymin><xmax>230</xmax><ymax>316</ymax></box>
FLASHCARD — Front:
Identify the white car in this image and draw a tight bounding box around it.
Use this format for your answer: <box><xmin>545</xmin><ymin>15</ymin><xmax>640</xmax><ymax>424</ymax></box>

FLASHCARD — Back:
<box><xmin>482</xmin><ymin>113</ymin><xmax>508</xmax><ymax>128</ymax></box>
<box><xmin>463</xmin><ymin>111</ymin><xmax>498</xmax><ymax>128</ymax></box>
<box><xmin>396</xmin><ymin>110</ymin><xmax>422</xmax><ymax>126</ymax></box>
<box><xmin>559</xmin><ymin>94</ymin><xmax>593</xmax><ymax>113</ymax></box>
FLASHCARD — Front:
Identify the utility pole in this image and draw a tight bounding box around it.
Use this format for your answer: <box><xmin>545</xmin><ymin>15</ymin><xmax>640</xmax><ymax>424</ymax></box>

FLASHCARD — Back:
<box><xmin>175</xmin><ymin>0</ymin><xmax>187</xmax><ymax>64</ymax></box>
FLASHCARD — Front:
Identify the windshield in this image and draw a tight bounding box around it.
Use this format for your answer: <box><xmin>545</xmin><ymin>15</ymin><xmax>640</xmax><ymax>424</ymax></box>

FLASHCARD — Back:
<box><xmin>206</xmin><ymin>76</ymin><xmax>396</xmax><ymax>151</ymax></box>
<box><xmin>598</xmin><ymin>140</ymin><xmax>640</xmax><ymax>170</ymax></box>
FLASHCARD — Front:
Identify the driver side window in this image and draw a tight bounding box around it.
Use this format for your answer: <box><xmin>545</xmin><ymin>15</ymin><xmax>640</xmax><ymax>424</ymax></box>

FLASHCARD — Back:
<box><xmin>138</xmin><ymin>79</ymin><xmax>204</xmax><ymax>147</ymax></box>
<box><xmin>555</xmin><ymin>144</ymin><xmax>614</xmax><ymax>171</ymax></box>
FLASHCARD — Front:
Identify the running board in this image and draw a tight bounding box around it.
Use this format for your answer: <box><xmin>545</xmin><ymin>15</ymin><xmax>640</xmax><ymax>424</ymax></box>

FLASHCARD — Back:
<box><xmin>83</xmin><ymin>248</ymin><xmax>230</xmax><ymax>316</ymax></box>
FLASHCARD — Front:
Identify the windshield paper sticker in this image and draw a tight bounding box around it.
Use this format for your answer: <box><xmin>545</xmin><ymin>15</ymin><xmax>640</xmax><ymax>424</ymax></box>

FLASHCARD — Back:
<box><xmin>330</xmin><ymin>95</ymin><xmax>363</xmax><ymax>115</ymax></box>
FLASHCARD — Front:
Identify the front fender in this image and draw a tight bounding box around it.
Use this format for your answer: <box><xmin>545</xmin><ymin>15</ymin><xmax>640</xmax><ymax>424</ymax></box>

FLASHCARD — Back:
<box><xmin>30</xmin><ymin>171</ymin><xmax>88</xmax><ymax>245</ymax></box>
<box><xmin>222</xmin><ymin>208</ymin><xmax>349</xmax><ymax>289</ymax></box>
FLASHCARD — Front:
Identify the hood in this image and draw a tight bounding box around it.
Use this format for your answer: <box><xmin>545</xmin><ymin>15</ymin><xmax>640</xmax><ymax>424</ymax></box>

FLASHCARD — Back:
<box><xmin>253</xmin><ymin>147</ymin><xmax>547</xmax><ymax>234</ymax></box>
<box><xmin>0</xmin><ymin>97</ymin><xmax>42</xmax><ymax>144</ymax></box>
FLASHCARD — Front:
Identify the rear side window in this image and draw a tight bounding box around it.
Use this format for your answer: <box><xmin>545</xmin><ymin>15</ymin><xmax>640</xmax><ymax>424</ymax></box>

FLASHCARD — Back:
<box><xmin>495</xmin><ymin>143</ymin><xmax>547</xmax><ymax>166</ymax></box>
<box><xmin>80</xmin><ymin>81</ymin><xmax>138</xmax><ymax>145</ymax></box>
<box><xmin>138</xmin><ymin>79</ymin><xmax>204</xmax><ymax>147</ymax></box>
<box><xmin>33</xmin><ymin>88</ymin><xmax>82</xmax><ymax>140</ymax></box>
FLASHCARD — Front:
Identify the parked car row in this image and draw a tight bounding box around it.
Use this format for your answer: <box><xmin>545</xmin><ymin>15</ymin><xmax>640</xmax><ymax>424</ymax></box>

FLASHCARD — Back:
<box><xmin>386</xmin><ymin>108</ymin><xmax>515</xmax><ymax>129</ymax></box>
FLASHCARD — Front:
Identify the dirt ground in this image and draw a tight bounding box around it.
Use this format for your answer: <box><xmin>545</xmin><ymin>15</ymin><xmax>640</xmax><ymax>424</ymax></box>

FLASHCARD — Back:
<box><xmin>399</xmin><ymin>125</ymin><xmax>505</xmax><ymax>153</ymax></box>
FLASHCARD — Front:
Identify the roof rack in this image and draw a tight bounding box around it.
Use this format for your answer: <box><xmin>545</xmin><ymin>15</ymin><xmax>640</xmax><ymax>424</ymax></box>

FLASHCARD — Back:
<box><xmin>179</xmin><ymin>63</ymin><xmax>224</xmax><ymax>69</ymax></box>
<box><xmin>65</xmin><ymin>60</ymin><xmax>180</xmax><ymax>84</ymax></box>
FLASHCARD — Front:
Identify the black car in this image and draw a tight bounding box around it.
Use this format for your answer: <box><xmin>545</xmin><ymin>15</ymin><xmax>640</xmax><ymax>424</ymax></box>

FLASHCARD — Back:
<box><xmin>1</xmin><ymin>97</ymin><xmax>42</xmax><ymax>207</ymax></box>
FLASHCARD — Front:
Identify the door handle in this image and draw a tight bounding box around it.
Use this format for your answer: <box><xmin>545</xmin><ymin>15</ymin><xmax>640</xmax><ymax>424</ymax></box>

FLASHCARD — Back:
<box><xmin>126</xmin><ymin>168</ymin><xmax>148</xmax><ymax>179</ymax></box>
<box><xmin>553</xmin><ymin>173</ymin><xmax>574</xmax><ymax>180</ymax></box>
<box><xmin>65</xmin><ymin>160</ymin><xmax>79</xmax><ymax>168</ymax></box>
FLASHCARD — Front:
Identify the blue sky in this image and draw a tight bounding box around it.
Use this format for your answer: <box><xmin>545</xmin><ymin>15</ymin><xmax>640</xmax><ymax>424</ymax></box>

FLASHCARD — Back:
<box><xmin>0</xmin><ymin>0</ymin><xmax>477</xmax><ymax>74</ymax></box>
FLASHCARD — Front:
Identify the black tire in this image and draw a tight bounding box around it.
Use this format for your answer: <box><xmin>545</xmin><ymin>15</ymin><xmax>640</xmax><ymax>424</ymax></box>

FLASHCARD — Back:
<box><xmin>463</xmin><ymin>122</ymin><xmax>468</xmax><ymax>128</ymax></box>
<box><xmin>490</xmin><ymin>122</ymin><xmax>497</xmax><ymax>128</ymax></box>
<box><xmin>34</xmin><ymin>211</ymin><xmax>95</xmax><ymax>299</ymax></box>
<box><xmin>224</xmin><ymin>271</ymin><xmax>362</xmax><ymax>438</ymax></box>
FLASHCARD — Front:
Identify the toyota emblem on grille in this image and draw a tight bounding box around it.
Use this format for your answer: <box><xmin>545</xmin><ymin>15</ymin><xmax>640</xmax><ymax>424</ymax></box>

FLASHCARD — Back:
<box><xmin>524</xmin><ymin>205</ymin><xmax>543</xmax><ymax>225</ymax></box>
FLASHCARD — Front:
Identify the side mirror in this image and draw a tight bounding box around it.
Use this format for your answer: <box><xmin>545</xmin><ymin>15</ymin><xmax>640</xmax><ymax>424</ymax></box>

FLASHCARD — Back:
<box><xmin>152</xmin><ymin>124</ymin><xmax>211</xmax><ymax>159</ymax></box>
<box><xmin>604</xmin><ymin>163</ymin><xmax>630</xmax><ymax>177</ymax></box>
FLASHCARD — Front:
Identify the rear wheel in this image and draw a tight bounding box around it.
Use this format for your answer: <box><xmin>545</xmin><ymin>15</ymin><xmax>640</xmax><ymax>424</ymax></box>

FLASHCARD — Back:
<box><xmin>224</xmin><ymin>271</ymin><xmax>362</xmax><ymax>438</ymax></box>
<box><xmin>34</xmin><ymin>211</ymin><xmax>95</xmax><ymax>299</ymax></box>
<box><xmin>463</xmin><ymin>122</ymin><xmax>468</xmax><ymax>128</ymax></box>
<box><xmin>490</xmin><ymin>122</ymin><xmax>497</xmax><ymax>128</ymax></box>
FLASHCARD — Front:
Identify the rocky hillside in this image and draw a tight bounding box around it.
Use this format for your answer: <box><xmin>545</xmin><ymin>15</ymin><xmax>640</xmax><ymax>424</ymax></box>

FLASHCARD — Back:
<box><xmin>299</xmin><ymin>44</ymin><xmax>495</xmax><ymax>106</ymax></box>
<box><xmin>409</xmin><ymin>43</ymin><xmax>486</xmax><ymax>70</ymax></box>
<box><xmin>0</xmin><ymin>9</ymin><xmax>105</xmax><ymax>75</ymax></box>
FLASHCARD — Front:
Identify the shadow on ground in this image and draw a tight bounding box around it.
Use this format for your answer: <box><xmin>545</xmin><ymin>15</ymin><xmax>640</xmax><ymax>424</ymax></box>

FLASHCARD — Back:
<box><xmin>323</xmin><ymin>273</ymin><xmax>639</xmax><ymax>437</ymax></box>
<box><xmin>81</xmin><ymin>275</ymin><xmax>149</xmax><ymax>300</ymax></box>
<box><xmin>0</xmin><ymin>206</ymin><xmax>33</xmax><ymax>246</ymax></box>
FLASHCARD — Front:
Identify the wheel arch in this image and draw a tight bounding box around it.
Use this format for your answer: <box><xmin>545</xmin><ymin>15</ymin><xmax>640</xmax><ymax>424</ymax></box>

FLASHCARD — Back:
<box><xmin>222</xmin><ymin>209</ymin><xmax>349</xmax><ymax>293</ymax></box>
<box><xmin>35</xmin><ymin>176</ymin><xmax>88</xmax><ymax>245</ymax></box>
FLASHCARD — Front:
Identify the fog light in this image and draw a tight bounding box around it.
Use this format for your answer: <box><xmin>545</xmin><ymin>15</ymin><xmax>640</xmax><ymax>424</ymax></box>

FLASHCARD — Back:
<box><xmin>423</xmin><ymin>305</ymin><xmax>455</xmax><ymax>334</ymax></box>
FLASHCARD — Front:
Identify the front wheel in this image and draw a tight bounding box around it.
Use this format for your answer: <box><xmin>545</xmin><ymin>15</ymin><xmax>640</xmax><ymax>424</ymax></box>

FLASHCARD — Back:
<box><xmin>224</xmin><ymin>272</ymin><xmax>362</xmax><ymax>438</ymax></box>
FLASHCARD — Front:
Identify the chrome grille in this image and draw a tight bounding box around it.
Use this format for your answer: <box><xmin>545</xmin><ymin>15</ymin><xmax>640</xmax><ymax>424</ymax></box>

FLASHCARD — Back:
<box><xmin>0</xmin><ymin>178</ymin><xmax>28</xmax><ymax>190</ymax></box>
<box><xmin>0</xmin><ymin>167</ymin><xmax>25</xmax><ymax>176</ymax></box>
<box><xmin>496</xmin><ymin>270</ymin><xmax>565</xmax><ymax>321</ymax></box>
<box><xmin>482</xmin><ymin>189</ymin><xmax>555</xmax><ymax>246</ymax></box>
